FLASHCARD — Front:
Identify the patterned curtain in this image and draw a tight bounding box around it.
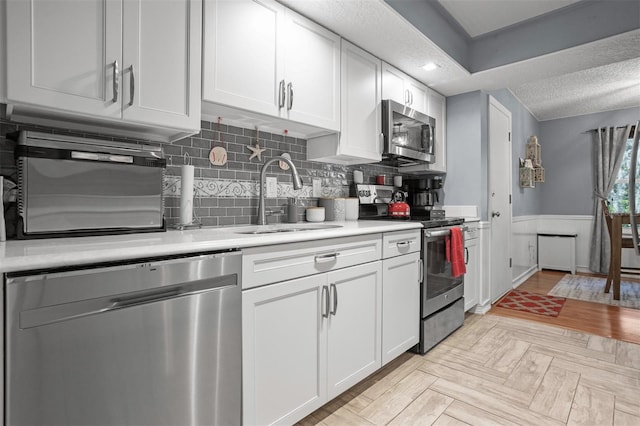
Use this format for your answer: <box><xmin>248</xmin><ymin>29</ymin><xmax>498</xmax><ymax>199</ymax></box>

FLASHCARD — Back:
<box><xmin>589</xmin><ymin>125</ymin><xmax>632</xmax><ymax>273</ymax></box>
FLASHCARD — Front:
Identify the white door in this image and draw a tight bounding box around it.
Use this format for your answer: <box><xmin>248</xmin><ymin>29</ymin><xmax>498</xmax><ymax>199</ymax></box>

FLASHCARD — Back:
<box><xmin>382</xmin><ymin>252</ymin><xmax>420</xmax><ymax>365</ymax></box>
<box><xmin>6</xmin><ymin>0</ymin><xmax>121</xmax><ymax>118</ymax></box>
<box><xmin>488</xmin><ymin>96</ymin><xmax>513</xmax><ymax>302</ymax></box>
<box><xmin>202</xmin><ymin>0</ymin><xmax>283</xmax><ymax>117</ymax></box>
<box><xmin>122</xmin><ymin>0</ymin><xmax>201</xmax><ymax>130</ymax></box>
<box><xmin>282</xmin><ymin>9</ymin><xmax>340</xmax><ymax>131</ymax></box>
<box><xmin>242</xmin><ymin>274</ymin><xmax>327</xmax><ymax>426</ymax></box>
<box><xmin>326</xmin><ymin>262</ymin><xmax>382</xmax><ymax>400</ymax></box>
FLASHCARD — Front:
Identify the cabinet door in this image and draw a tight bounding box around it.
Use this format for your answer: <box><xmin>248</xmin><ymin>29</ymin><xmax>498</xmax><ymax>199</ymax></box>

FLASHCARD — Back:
<box><xmin>428</xmin><ymin>90</ymin><xmax>447</xmax><ymax>173</ymax></box>
<box><xmin>381</xmin><ymin>62</ymin><xmax>407</xmax><ymax>105</ymax></box>
<box><xmin>242</xmin><ymin>274</ymin><xmax>327</xmax><ymax>426</ymax></box>
<box><xmin>407</xmin><ymin>80</ymin><xmax>428</xmax><ymax>114</ymax></box>
<box><xmin>6</xmin><ymin>0</ymin><xmax>121</xmax><ymax>118</ymax></box>
<box><xmin>122</xmin><ymin>0</ymin><xmax>201</xmax><ymax>130</ymax></box>
<box><xmin>326</xmin><ymin>261</ymin><xmax>382</xmax><ymax>399</ymax></box>
<box><xmin>282</xmin><ymin>10</ymin><xmax>340</xmax><ymax>131</ymax></box>
<box><xmin>382</xmin><ymin>252</ymin><xmax>420</xmax><ymax>365</ymax></box>
<box><xmin>202</xmin><ymin>0</ymin><xmax>283</xmax><ymax>117</ymax></box>
<box><xmin>337</xmin><ymin>41</ymin><xmax>382</xmax><ymax>161</ymax></box>
<box><xmin>464</xmin><ymin>237</ymin><xmax>480</xmax><ymax>311</ymax></box>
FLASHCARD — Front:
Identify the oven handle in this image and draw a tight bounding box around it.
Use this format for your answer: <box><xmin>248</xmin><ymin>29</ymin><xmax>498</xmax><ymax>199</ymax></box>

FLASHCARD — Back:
<box><xmin>425</xmin><ymin>229</ymin><xmax>450</xmax><ymax>238</ymax></box>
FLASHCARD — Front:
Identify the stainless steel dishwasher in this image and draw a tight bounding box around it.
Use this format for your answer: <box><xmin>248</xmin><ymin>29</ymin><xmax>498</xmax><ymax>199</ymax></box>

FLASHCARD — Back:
<box><xmin>5</xmin><ymin>250</ymin><xmax>242</xmax><ymax>426</ymax></box>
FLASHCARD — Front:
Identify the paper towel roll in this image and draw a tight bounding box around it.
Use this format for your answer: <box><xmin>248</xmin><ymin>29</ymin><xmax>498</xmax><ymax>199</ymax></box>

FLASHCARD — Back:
<box><xmin>180</xmin><ymin>165</ymin><xmax>195</xmax><ymax>225</ymax></box>
<box><xmin>345</xmin><ymin>198</ymin><xmax>359</xmax><ymax>221</ymax></box>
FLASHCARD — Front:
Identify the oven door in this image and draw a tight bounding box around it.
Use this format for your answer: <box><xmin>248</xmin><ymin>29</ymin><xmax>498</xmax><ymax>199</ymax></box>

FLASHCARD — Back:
<box><xmin>422</xmin><ymin>227</ymin><xmax>464</xmax><ymax>317</ymax></box>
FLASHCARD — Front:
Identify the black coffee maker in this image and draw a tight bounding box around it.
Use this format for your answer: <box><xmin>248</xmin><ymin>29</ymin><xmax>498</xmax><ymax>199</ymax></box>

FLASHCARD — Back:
<box><xmin>405</xmin><ymin>176</ymin><xmax>443</xmax><ymax>217</ymax></box>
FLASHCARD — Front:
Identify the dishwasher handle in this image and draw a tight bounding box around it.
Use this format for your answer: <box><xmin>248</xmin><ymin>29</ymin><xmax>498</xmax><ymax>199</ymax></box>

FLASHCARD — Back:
<box><xmin>111</xmin><ymin>287</ymin><xmax>183</xmax><ymax>310</ymax></box>
<box><xmin>20</xmin><ymin>273</ymin><xmax>237</xmax><ymax>330</ymax></box>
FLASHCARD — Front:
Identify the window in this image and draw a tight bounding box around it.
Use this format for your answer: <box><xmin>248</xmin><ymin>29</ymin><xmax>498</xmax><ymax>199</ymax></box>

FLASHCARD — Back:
<box><xmin>608</xmin><ymin>137</ymin><xmax>640</xmax><ymax>213</ymax></box>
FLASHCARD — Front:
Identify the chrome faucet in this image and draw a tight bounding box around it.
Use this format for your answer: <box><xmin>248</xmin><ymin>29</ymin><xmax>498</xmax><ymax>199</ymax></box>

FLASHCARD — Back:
<box><xmin>257</xmin><ymin>156</ymin><xmax>303</xmax><ymax>225</ymax></box>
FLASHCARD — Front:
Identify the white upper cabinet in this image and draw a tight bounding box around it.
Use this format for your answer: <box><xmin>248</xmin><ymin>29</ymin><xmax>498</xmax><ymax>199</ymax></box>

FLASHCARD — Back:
<box><xmin>6</xmin><ymin>0</ymin><xmax>122</xmax><ymax>119</ymax></box>
<box><xmin>307</xmin><ymin>40</ymin><xmax>382</xmax><ymax>164</ymax></box>
<box><xmin>203</xmin><ymin>0</ymin><xmax>340</xmax><ymax>132</ymax></box>
<box><xmin>428</xmin><ymin>90</ymin><xmax>447</xmax><ymax>173</ymax></box>
<box><xmin>401</xmin><ymin>88</ymin><xmax>447</xmax><ymax>174</ymax></box>
<box><xmin>381</xmin><ymin>62</ymin><xmax>428</xmax><ymax>114</ymax></box>
<box><xmin>203</xmin><ymin>0</ymin><xmax>282</xmax><ymax>117</ymax></box>
<box><xmin>121</xmin><ymin>0</ymin><xmax>201</xmax><ymax>131</ymax></box>
<box><xmin>5</xmin><ymin>0</ymin><xmax>202</xmax><ymax>142</ymax></box>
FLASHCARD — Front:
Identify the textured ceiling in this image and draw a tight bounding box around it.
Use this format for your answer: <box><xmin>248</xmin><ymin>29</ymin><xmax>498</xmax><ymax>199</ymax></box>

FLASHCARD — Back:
<box><xmin>438</xmin><ymin>0</ymin><xmax>581</xmax><ymax>37</ymax></box>
<box><xmin>279</xmin><ymin>0</ymin><xmax>640</xmax><ymax>121</ymax></box>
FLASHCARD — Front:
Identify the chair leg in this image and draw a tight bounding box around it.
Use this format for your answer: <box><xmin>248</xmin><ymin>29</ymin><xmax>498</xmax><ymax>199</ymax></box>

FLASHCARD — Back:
<box><xmin>605</xmin><ymin>267</ymin><xmax>612</xmax><ymax>293</ymax></box>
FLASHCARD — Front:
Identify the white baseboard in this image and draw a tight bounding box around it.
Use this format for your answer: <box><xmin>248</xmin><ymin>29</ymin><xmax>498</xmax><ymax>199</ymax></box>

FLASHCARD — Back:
<box><xmin>513</xmin><ymin>265</ymin><xmax>539</xmax><ymax>288</ymax></box>
<box><xmin>472</xmin><ymin>303</ymin><xmax>491</xmax><ymax>314</ymax></box>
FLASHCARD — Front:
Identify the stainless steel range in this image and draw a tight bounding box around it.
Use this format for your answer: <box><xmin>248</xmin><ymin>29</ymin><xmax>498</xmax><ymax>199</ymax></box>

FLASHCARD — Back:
<box><xmin>354</xmin><ymin>184</ymin><xmax>466</xmax><ymax>353</ymax></box>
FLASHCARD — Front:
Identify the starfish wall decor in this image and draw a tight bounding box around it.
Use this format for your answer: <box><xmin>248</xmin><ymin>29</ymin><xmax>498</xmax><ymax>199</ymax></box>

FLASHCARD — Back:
<box><xmin>246</xmin><ymin>126</ymin><xmax>267</xmax><ymax>161</ymax></box>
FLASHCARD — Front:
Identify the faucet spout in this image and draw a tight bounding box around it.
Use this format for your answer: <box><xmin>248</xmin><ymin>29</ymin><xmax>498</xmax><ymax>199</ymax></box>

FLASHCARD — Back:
<box><xmin>257</xmin><ymin>156</ymin><xmax>303</xmax><ymax>225</ymax></box>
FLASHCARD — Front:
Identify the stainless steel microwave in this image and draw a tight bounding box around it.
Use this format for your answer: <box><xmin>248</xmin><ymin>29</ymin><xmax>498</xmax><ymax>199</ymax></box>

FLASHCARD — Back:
<box><xmin>13</xmin><ymin>131</ymin><xmax>166</xmax><ymax>239</ymax></box>
<box><xmin>381</xmin><ymin>99</ymin><xmax>436</xmax><ymax>166</ymax></box>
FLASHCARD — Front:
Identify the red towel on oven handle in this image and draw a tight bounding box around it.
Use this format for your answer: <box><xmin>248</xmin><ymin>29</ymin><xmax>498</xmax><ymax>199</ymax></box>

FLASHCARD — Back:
<box><xmin>449</xmin><ymin>227</ymin><xmax>466</xmax><ymax>278</ymax></box>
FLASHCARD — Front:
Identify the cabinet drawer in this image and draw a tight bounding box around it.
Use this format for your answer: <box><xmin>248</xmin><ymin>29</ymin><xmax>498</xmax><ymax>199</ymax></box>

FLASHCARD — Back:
<box><xmin>382</xmin><ymin>230</ymin><xmax>420</xmax><ymax>259</ymax></box>
<box><xmin>242</xmin><ymin>234</ymin><xmax>382</xmax><ymax>289</ymax></box>
<box><xmin>464</xmin><ymin>223</ymin><xmax>479</xmax><ymax>240</ymax></box>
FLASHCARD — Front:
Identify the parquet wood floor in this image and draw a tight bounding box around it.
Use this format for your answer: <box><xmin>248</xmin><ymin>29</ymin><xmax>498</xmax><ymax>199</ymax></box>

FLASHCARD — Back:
<box><xmin>297</xmin><ymin>271</ymin><xmax>640</xmax><ymax>426</ymax></box>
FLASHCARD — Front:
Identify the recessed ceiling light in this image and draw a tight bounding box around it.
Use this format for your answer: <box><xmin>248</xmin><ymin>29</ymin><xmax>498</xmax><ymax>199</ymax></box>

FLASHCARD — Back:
<box><xmin>422</xmin><ymin>62</ymin><xmax>439</xmax><ymax>71</ymax></box>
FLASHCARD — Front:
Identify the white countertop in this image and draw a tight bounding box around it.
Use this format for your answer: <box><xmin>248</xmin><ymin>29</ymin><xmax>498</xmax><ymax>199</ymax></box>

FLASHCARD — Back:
<box><xmin>0</xmin><ymin>220</ymin><xmax>423</xmax><ymax>274</ymax></box>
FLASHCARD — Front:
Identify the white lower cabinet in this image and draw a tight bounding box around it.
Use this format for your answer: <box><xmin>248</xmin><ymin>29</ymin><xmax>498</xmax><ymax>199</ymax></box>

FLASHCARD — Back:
<box><xmin>242</xmin><ymin>230</ymin><xmax>426</xmax><ymax>425</ymax></box>
<box><xmin>382</xmin><ymin>251</ymin><xmax>420</xmax><ymax>365</ymax></box>
<box><xmin>243</xmin><ymin>261</ymin><xmax>382</xmax><ymax>425</ymax></box>
<box><xmin>381</xmin><ymin>230</ymin><xmax>421</xmax><ymax>365</ymax></box>
<box><xmin>242</xmin><ymin>274</ymin><xmax>327</xmax><ymax>426</ymax></box>
<box><xmin>464</xmin><ymin>224</ymin><xmax>480</xmax><ymax>311</ymax></box>
<box><xmin>326</xmin><ymin>262</ymin><xmax>382</xmax><ymax>399</ymax></box>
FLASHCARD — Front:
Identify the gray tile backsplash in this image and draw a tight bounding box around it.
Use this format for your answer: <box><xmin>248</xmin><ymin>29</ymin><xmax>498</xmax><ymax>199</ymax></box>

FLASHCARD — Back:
<box><xmin>0</xmin><ymin>105</ymin><xmax>403</xmax><ymax>228</ymax></box>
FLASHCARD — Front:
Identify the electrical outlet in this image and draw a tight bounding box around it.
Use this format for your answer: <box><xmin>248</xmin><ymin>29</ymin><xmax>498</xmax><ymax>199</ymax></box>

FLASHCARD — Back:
<box><xmin>312</xmin><ymin>179</ymin><xmax>321</xmax><ymax>197</ymax></box>
<box><xmin>266</xmin><ymin>177</ymin><xmax>277</xmax><ymax>198</ymax></box>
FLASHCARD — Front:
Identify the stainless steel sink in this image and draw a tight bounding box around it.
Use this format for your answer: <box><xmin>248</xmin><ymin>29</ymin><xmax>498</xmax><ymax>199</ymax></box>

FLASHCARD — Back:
<box><xmin>234</xmin><ymin>224</ymin><xmax>343</xmax><ymax>234</ymax></box>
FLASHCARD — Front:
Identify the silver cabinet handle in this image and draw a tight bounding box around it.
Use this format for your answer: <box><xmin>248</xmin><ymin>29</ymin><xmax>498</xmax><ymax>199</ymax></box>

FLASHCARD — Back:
<box><xmin>409</xmin><ymin>91</ymin><xmax>413</xmax><ymax>106</ymax></box>
<box><xmin>112</xmin><ymin>60</ymin><xmax>119</xmax><ymax>103</ymax></box>
<box><xmin>128</xmin><ymin>65</ymin><xmax>135</xmax><ymax>106</ymax></box>
<box><xmin>418</xmin><ymin>258</ymin><xmax>424</xmax><ymax>284</ymax></box>
<box><xmin>315</xmin><ymin>252</ymin><xmax>339</xmax><ymax>263</ymax></box>
<box><xmin>330</xmin><ymin>283</ymin><xmax>338</xmax><ymax>315</ymax></box>
<box><xmin>396</xmin><ymin>240</ymin><xmax>412</xmax><ymax>248</ymax></box>
<box><xmin>287</xmin><ymin>82</ymin><xmax>294</xmax><ymax>110</ymax></box>
<box><xmin>278</xmin><ymin>80</ymin><xmax>286</xmax><ymax>109</ymax></box>
<box><xmin>465</xmin><ymin>247</ymin><xmax>469</xmax><ymax>265</ymax></box>
<box><xmin>321</xmin><ymin>285</ymin><xmax>329</xmax><ymax>318</ymax></box>
<box><xmin>405</xmin><ymin>89</ymin><xmax>409</xmax><ymax>105</ymax></box>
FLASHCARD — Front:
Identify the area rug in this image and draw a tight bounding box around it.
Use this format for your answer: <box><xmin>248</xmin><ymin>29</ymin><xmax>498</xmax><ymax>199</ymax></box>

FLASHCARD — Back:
<box><xmin>548</xmin><ymin>274</ymin><xmax>640</xmax><ymax>309</ymax></box>
<box><xmin>495</xmin><ymin>290</ymin><xmax>566</xmax><ymax>317</ymax></box>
